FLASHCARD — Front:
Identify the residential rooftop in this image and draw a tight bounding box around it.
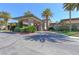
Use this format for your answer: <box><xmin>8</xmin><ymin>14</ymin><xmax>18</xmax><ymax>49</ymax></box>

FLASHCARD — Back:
<box><xmin>60</xmin><ymin>18</ymin><xmax>79</xmax><ymax>22</ymax></box>
<box><xmin>12</xmin><ymin>14</ymin><xmax>42</xmax><ymax>22</ymax></box>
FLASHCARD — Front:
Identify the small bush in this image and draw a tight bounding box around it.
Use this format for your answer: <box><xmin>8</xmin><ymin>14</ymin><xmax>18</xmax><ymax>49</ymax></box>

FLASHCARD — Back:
<box><xmin>20</xmin><ymin>27</ymin><xmax>29</xmax><ymax>32</ymax></box>
<box><xmin>27</xmin><ymin>25</ymin><xmax>36</xmax><ymax>33</ymax></box>
<box><xmin>18</xmin><ymin>20</ymin><xmax>23</xmax><ymax>28</ymax></box>
<box><xmin>14</xmin><ymin>27</ymin><xmax>21</xmax><ymax>32</ymax></box>
<box><xmin>14</xmin><ymin>25</ymin><xmax>36</xmax><ymax>33</ymax></box>
<box><xmin>48</xmin><ymin>27</ymin><xmax>55</xmax><ymax>31</ymax></box>
<box><xmin>56</xmin><ymin>26</ymin><xmax>69</xmax><ymax>31</ymax></box>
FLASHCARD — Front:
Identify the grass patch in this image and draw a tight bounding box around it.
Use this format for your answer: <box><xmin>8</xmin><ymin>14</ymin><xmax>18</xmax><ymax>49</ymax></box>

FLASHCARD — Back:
<box><xmin>58</xmin><ymin>31</ymin><xmax>79</xmax><ymax>36</ymax></box>
<box><xmin>62</xmin><ymin>31</ymin><xmax>77</xmax><ymax>35</ymax></box>
<box><xmin>0</xmin><ymin>30</ymin><xmax>10</xmax><ymax>32</ymax></box>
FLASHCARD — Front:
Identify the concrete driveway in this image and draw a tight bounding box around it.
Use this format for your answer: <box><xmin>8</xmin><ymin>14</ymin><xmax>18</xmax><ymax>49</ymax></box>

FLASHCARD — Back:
<box><xmin>0</xmin><ymin>31</ymin><xmax>79</xmax><ymax>55</ymax></box>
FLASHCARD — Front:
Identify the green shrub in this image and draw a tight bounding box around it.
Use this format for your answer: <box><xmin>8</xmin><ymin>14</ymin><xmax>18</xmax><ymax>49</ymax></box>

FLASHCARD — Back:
<box><xmin>27</xmin><ymin>25</ymin><xmax>36</xmax><ymax>33</ymax></box>
<box><xmin>14</xmin><ymin>25</ymin><xmax>36</xmax><ymax>33</ymax></box>
<box><xmin>20</xmin><ymin>27</ymin><xmax>29</xmax><ymax>32</ymax></box>
<box><xmin>18</xmin><ymin>20</ymin><xmax>23</xmax><ymax>28</ymax></box>
<box><xmin>14</xmin><ymin>27</ymin><xmax>21</xmax><ymax>32</ymax></box>
<box><xmin>20</xmin><ymin>28</ymin><xmax>26</xmax><ymax>32</ymax></box>
<box><xmin>55</xmin><ymin>25</ymin><xmax>69</xmax><ymax>31</ymax></box>
<box><xmin>48</xmin><ymin>27</ymin><xmax>55</xmax><ymax>31</ymax></box>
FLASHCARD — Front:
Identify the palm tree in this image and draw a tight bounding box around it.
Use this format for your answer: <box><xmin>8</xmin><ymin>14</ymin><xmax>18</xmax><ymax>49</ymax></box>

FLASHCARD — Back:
<box><xmin>42</xmin><ymin>8</ymin><xmax>52</xmax><ymax>30</ymax></box>
<box><xmin>63</xmin><ymin>3</ymin><xmax>76</xmax><ymax>32</ymax></box>
<box><xmin>18</xmin><ymin>19</ymin><xmax>23</xmax><ymax>28</ymax></box>
<box><xmin>0</xmin><ymin>11</ymin><xmax>11</xmax><ymax>29</ymax></box>
<box><xmin>24</xmin><ymin>11</ymin><xmax>33</xmax><ymax>16</ymax></box>
<box><xmin>73</xmin><ymin>3</ymin><xmax>79</xmax><ymax>11</ymax></box>
<box><xmin>0</xmin><ymin>20</ymin><xmax>5</xmax><ymax>25</ymax></box>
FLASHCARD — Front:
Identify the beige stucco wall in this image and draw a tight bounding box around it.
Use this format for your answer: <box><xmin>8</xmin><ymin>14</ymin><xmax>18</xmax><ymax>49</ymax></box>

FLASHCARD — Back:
<box><xmin>63</xmin><ymin>20</ymin><xmax>79</xmax><ymax>24</ymax></box>
<box><xmin>22</xmin><ymin>17</ymin><xmax>42</xmax><ymax>31</ymax></box>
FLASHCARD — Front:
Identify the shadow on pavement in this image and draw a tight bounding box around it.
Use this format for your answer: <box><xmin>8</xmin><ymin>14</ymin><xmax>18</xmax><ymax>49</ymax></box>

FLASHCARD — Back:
<box><xmin>24</xmin><ymin>32</ymin><xmax>71</xmax><ymax>43</ymax></box>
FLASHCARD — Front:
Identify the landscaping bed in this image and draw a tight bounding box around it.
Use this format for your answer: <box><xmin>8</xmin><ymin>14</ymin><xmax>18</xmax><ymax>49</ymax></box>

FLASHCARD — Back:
<box><xmin>14</xmin><ymin>25</ymin><xmax>37</xmax><ymax>34</ymax></box>
<box><xmin>58</xmin><ymin>31</ymin><xmax>79</xmax><ymax>37</ymax></box>
<box><xmin>0</xmin><ymin>30</ymin><xmax>10</xmax><ymax>32</ymax></box>
<box><xmin>16</xmin><ymin>32</ymin><xmax>32</xmax><ymax>34</ymax></box>
<box><xmin>48</xmin><ymin>26</ymin><xmax>79</xmax><ymax>37</ymax></box>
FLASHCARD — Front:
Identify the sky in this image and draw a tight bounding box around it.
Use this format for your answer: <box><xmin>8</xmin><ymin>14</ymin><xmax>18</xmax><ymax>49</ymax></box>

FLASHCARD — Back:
<box><xmin>0</xmin><ymin>3</ymin><xmax>79</xmax><ymax>23</ymax></box>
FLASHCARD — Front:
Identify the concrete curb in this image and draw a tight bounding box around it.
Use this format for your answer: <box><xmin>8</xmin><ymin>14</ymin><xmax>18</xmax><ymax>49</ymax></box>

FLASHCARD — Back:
<box><xmin>69</xmin><ymin>36</ymin><xmax>79</xmax><ymax>39</ymax></box>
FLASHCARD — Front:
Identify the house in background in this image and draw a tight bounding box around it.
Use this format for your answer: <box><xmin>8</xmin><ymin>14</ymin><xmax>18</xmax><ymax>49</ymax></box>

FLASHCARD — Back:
<box><xmin>0</xmin><ymin>19</ymin><xmax>18</xmax><ymax>30</ymax></box>
<box><xmin>60</xmin><ymin>18</ymin><xmax>79</xmax><ymax>30</ymax></box>
<box><xmin>0</xmin><ymin>13</ymin><xmax>53</xmax><ymax>31</ymax></box>
<box><xmin>49</xmin><ymin>23</ymin><xmax>57</xmax><ymax>27</ymax></box>
<box><xmin>12</xmin><ymin>14</ymin><xmax>43</xmax><ymax>31</ymax></box>
<box><xmin>60</xmin><ymin>18</ymin><xmax>79</xmax><ymax>24</ymax></box>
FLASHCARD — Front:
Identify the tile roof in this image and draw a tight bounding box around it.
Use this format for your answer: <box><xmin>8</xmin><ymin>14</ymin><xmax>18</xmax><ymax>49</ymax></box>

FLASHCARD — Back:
<box><xmin>12</xmin><ymin>14</ymin><xmax>42</xmax><ymax>22</ymax></box>
<box><xmin>61</xmin><ymin>18</ymin><xmax>79</xmax><ymax>22</ymax></box>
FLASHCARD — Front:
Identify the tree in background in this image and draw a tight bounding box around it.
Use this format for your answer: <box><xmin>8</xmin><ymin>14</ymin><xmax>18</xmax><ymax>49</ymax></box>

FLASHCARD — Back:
<box><xmin>0</xmin><ymin>11</ymin><xmax>11</xmax><ymax>30</ymax></box>
<box><xmin>63</xmin><ymin>3</ymin><xmax>79</xmax><ymax>32</ymax></box>
<box><xmin>42</xmin><ymin>8</ymin><xmax>52</xmax><ymax>30</ymax></box>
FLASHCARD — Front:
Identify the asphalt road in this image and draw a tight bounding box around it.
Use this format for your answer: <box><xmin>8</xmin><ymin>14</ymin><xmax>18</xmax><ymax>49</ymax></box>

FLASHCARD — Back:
<box><xmin>0</xmin><ymin>31</ymin><xmax>79</xmax><ymax>55</ymax></box>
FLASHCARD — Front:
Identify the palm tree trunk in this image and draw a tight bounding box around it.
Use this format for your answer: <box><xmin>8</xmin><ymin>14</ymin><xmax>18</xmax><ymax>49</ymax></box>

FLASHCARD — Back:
<box><xmin>69</xmin><ymin>10</ymin><xmax>72</xmax><ymax>32</ymax></box>
<box><xmin>46</xmin><ymin>16</ymin><xmax>49</xmax><ymax>31</ymax></box>
<box><xmin>5</xmin><ymin>19</ymin><xmax>8</xmax><ymax>30</ymax></box>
